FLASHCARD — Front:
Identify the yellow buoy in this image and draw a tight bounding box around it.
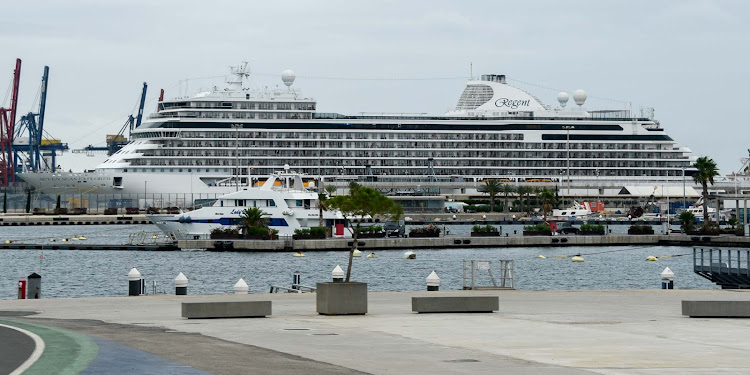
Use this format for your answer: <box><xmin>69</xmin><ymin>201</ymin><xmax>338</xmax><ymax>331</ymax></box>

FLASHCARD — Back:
<box><xmin>152</xmin><ymin>235</ymin><xmax>158</xmax><ymax>239</ymax></box>
<box><xmin>352</xmin><ymin>249</ymin><xmax>362</xmax><ymax>257</ymax></box>
<box><xmin>62</xmin><ymin>238</ymin><xmax>68</xmax><ymax>242</ymax></box>
<box><xmin>78</xmin><ymin>236</ymin><xmax>86</xmax><ymax>240</ymax></box>
<box><xmin>4</xmin><ymin>240</ymin><xmax>11</xmax><ymax>244</ymax></box>
<box><xmin>49</xmin><ymin>239</ymin><xmax>56</xmax><ymax>242</ymax></box>
<box><xmin>293</xmin><ymin>251</ymin><xmax>305</xmax><ymax>257</ymax></box>
<box><xmin>538</xmin><ymin>255</ymin><xmax>546</xmax><ymax>259</ymax></box>
<box><xmin>367</xmin><ymin>252</ymin><xmax>376</xmax><ymax>258</ymax></box>
<box><xmin>72</xmin><ymin>236</ymin><xmax>79</xmax><ymax>241</ymax></box>
<box><xmin>646</xmin><ymin>256</ymin><xmax>658</xmax><ymax>261</ymax></box>
<box><xmin>571</xmin><ymin>255</ymin><xmax>584</xmax><ymax>263</ymax></box>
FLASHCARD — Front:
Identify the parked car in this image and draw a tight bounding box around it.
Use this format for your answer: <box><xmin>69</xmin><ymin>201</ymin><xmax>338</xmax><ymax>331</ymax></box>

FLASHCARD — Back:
<box><xmin>384</xmin><ymin>220</ymin><xmax>406</xmax><ymax>237</ymax></box>
<box><xmin>557</xmin><ymin>222</ymin><xmax>579</xmax><ymax>235</ymax></box>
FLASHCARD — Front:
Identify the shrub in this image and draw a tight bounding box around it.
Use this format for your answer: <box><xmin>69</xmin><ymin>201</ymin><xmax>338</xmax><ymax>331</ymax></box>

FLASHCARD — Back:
<box><xmin>524</xmin><ymin>224</ymin><xmax>551</xmax><ymax>232</ymax></box>
<box><xmin>580</xmin><ymin>224</ymin><xmax>605</xmax><ymax>233</ymax></box>
<box><xmin>245</xmin><ymin>226</ymin><xmax>273</xmax><ymax>236</ymax></box>
<box><xmin>210</xmin><ymin>227</ymin><xmax>239</xmax><ymax>235</ymax></box>
<box><xmin>472</xmin><ymin>224</ymin><xmax>499</xmax><ymax>233</ymax></box>
<box><xmin>309</xmin><ymin>226</ymin><xmax>326</xmax><ymax>235</ymax></box>
<box><xmin>294</xmin><ymin>228</ymin><xmax>311</xmax><ymax>235</ymax></box>
<box><xmin>628</xmin><ymin>225</ymin><xmax>654</xmax><ymax>234</ymax></box>
<box><xmin>409</xmin><ymin>224</ymin><xmax>441</xmax><ymax>235</ymax></box>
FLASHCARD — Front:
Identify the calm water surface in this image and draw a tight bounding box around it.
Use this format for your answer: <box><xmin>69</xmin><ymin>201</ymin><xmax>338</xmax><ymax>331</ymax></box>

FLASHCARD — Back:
<box><xmin>0</xmin><ymin>224</ymin><xmax>714</xmax><ymax>299</ymax></box>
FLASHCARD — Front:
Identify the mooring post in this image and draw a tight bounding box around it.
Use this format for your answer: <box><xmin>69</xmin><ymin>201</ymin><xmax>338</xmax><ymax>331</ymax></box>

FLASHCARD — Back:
<box><xmin>175</xmin><ymin>272</ymin><xmax>188</xmax><ymax>295</ymax></box>
<box><xmin>128</xmin><ymin>268</ymin><xmax>141</xmax><ymax>296</ymax></box>
<box><xmin>234</xmin><ymin>278</ymin><xmax>249</xmax><ymax>294</ymax></box>
<box><xmin>426</xmin><ymin>271</ymin><xmax>440</xmax><ymax>291</ymax></box>
<box><xmin>332</xmin><ymin>265</ymin><xmax>344</xmax><ymax>283</ymax></box>
<box><xmin>661</xmin><ymin>267</ymin><xmax>675</xmax><ymax>289</ymax></box>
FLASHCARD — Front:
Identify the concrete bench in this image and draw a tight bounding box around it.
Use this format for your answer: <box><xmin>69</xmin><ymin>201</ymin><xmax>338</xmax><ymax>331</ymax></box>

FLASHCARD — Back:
<box><xmin>682</xmin><ymin>301</ymin><xmax>750</xmax><ymax>318</ymax></box>
<box><xmin>412</xmin><ymin>296</ymin><xmax>499</xmax><ymax>313</ymax></box>
<box><xmin>182</xmin><ymin>300</ymin><xmax>271</xmax><ymax>319</ymax></box>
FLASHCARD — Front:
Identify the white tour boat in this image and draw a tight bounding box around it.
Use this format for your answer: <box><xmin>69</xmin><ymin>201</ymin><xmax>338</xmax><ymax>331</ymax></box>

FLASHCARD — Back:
<box><xmin>148</xmin><ymin>168</ymin><xmax>347</xmax><ymax>239</ymax></box>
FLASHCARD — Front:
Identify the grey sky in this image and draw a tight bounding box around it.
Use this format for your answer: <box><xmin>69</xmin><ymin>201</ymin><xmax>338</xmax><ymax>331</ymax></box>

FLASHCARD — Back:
<box><xmin>2</xmin><ymin>0</ymin><xmax>749</xmax><ymax>173</ymax></box>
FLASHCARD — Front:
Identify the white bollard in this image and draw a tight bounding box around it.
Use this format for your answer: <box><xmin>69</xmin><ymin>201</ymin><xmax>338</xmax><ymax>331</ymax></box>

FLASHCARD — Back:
<box><xmin>175</xmin><ymin>272</ymin><xmax>188</xmax><ymax>295</ymax></box>
<box><xmin>128</xmin><ymin>268</ymin><xmax>141</xmax><ymax>296</ymax></box>
<box><xmin>234</xmin><ymin>278</ymin><xmax>249</xmax><ymax>294</ymax></box>
<box><xmin>332</xmin><ymin>265</ymin><xmax>345</xmax><ymax>282</ymax></box>
<box><xmin>661</xmin><ymin>267</ymin><xmax>675</xmax><ymax>289</ymax></box>
<box><xmin>426</xmin><ymin>271</ymin><xmax>440</xmax><ymax>291</ymax></box>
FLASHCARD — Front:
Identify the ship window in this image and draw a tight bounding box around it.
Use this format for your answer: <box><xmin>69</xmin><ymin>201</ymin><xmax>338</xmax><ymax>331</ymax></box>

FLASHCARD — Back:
<box><xmin>151</xmin><ymin>169</ymin><xmax>155</xmax><ymax>172</ymax></box>
<box><xmin>188</xmin><ymin>169</ymin><xmax>192</xmax><ymax>172</ymax></box>
<box><xmin>220</xmin><ymin>201</ymin><xmax>224</xmax><ymax>207</ymax></box>
<box><xmin>267</xmin><ymin>200</ymin><xmax>276</xmax><ymax>207</ymax></box>
<box><xmin>161</xmin><ymin>169</ymin><xmax>165</xmax><ymax>172</ymax></box>
<box><xmin>179</xmin><ymin>169</ymin><xmax>183</xmax><ymax>172</ymax></box>
<box><xmin>123</xmin><ymin>169</ymin><xmax>128</xmax><ymax>172</ymax></box>
<box><xmin>170</xmin><ymin>169</ymin><xmax>174</xmax><ymax>172</ymax></box>
<box><xmin>113</xmin><ymin>177</ymin><xmax>123</xmax><ymax>187</ymax></box>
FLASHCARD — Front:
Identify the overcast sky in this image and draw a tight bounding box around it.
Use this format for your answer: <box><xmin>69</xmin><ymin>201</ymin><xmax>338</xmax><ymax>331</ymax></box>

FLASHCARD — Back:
<box><xmin>2</xmin><ymin>0</ymin><xmax>749</xmax><ymax>174</ymax></box>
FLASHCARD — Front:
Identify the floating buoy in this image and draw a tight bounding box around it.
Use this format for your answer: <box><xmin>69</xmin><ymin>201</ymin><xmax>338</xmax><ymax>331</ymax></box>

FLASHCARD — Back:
<box><xmin>62</xmin><ymin>238</ymin><xmax>68</xmax><ymax>242</ymax></box>
<box><xmin>538</xmin><ymin>255</ymin><xmax>547</xmax><ymax>259</ymax></box>
<box><xmin>571</xmin><ymin>254</ymin><xmax>584</xmax><ymax>262</ymax></box>
<box><xmin>78</xmin><ymin>236</ymin><xmax>86</xmax><ymax>240</ymax></box>
<box><xmin>367</xmin><ymin>252</ymin><xmax>376</xmax><ymax>258</ymax></box>
<box><xmin>293</xmin><ymin>251</ymin><xmax>305</xmax><ymax>257</ymax></box>
<box><xmin>352</xmin><ymin>248</ymin><xmax>362</xmax><ymax>257</ymax></box>
<box><xmin>72</xmin><ymin>236</ymin><xmax>80</xmax><ymax>241</ymax></box>
<box><xmin>4</xmin><ymin>240</ymin><xmax>11</xmax><ymax>244</ymax></box>
<box><xmin>646</xmin><ymin>255</ymin><xmax>658</xmax><ymax>262</ymax></box>
<box><xmin>151</xmin><ymin>235</ymin><xmax>158</xmax><ymax>239</ymax></box>
<box><xmin>404</xmin><ymin>251</ymin><xmax>416</xmax><ymax>259</ymax></box>
<box><xmin>49</xmin><ymin>239</ymin><xmax>56</xmax><ymax>242</ymax></box>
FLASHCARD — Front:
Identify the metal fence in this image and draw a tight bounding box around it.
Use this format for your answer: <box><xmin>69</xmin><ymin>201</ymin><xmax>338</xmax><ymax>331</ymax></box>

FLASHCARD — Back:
<box><xmin>462</xmin><ymin>259</ymin><xmax>515</xmax><ymax>290</ymax></box>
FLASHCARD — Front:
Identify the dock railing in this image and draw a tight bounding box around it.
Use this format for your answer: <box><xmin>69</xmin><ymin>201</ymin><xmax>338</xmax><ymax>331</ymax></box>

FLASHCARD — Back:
<box><xmin>462</xmin><ymin>259</ymin><xmax>515</xmax><ymax>290</ymax></box>
<box><xmin>693</xmin><ymin>247</ymin><xmax>750</xmax><ymax>288</ymax></box>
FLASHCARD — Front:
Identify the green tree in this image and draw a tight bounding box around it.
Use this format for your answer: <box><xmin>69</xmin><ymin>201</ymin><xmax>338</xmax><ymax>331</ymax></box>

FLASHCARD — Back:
<box><xmin>482</xmin><ymin>179</ymin><xmax>501</xmax><ymax>212</ymax></box>
<box><xmin>238</xmin><ymin>207</ymin><xmax>269</xmax><ymax>235</ymax></box>
<box><xmin>501</xmin><ymin>184</ymin><xmax>515</xmax><ymax>213</ymax></box>
<box><xmin>325</xmin><ymin>185</ymin><xmax>337</xmax><ymax>198</ymax></box>
<box><xmin>538</xmin><ymin>187</ymin><xmax>557</xmax><ymax>222</ymax></box>
<box><xmin>692</xmin><ymin>156</ymin><xmax>719</xmax><ymax>223</ymax></box>
<box><xmin>327</xmin><ymin>182</ymin><xmax>403</xmax><ymax>282</ymax></box>
<box><xmin>516</xmin><ymin>186</ymin><xmax>532</xmax><ymax>214</ymax></box>
<box><xmin>679</xmin><ymin>211</ymin><xmax>696</xmax><ymax>232</ymax></box>
<box><xmin>317</xmin><ymin>192</ymin><xmax>329</xmax><ymax>229</ymax></box>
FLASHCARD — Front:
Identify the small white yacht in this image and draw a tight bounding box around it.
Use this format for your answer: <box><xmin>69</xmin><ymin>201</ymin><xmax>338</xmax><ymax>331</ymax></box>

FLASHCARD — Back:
<box><xmin>148</xmin><ymin>168</ymin><xmax>347</xmax><ymax>239</ymax></box>
<box><xmin>551</xmin><ymin>201</ymin><xmax>593</xmax><ymax>221</ymax></box>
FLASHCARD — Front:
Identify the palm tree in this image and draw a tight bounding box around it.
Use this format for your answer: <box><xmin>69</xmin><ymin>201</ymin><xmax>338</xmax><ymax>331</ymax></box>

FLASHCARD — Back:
<box><xmin>501</xmin><ymin>184</ymin><xmax>515</xmax><ymax>213</ymax></box>
<box><xmin>538</xmin><ymin>187</ymin><xmax>557</xmax><ymax>223</ymax></box>
<box><xmin>317</xmin><ymin>192</ymin><xmax>328</xmax><ymax>228</ymax></box>
<box><xmin>325</xmin><ymin>185</ymin><xmax>337</xmax><ymax>198</ymax></box>
<box><xmin>692</xmin><ymin>156</ymin><xmax>719</xmax><ymax>223</ymax></box>
<box><xmin>516</xmin><ymin>186</ymin><xmax>532</xmax><ymax>214</ymax></box>
<box><xmin>238</xmin><ymin>207</ymin><xmax>269</xmax><ymax>235</ymax></box>
<box><xmin>482</xmin><ymin>179</ymin><xmax>501</xmax><ymax>212</ymax></box>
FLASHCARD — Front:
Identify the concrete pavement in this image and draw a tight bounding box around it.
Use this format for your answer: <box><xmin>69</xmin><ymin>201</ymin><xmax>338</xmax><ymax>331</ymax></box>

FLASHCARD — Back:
<box><xmin>2</xmin><ymin>289</ymin><xmax>750</xmax><ymax>374</ymax></box>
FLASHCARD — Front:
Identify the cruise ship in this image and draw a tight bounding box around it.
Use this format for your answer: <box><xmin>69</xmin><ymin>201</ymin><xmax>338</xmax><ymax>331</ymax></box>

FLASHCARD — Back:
<box><xmin>19</xmin><ymin>63</ymin><xmax>694</xmax><ymax>199</ymax></box>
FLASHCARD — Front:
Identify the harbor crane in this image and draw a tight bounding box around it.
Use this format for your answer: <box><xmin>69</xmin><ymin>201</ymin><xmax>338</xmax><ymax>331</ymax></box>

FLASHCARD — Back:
<box><xmin>79</xmin><ymin>82</ymin><xmax>147</xmax><ymax>156</ymax></box>
<box><xmin>14</xmin><ymin>65</ymin><xmax>69</xmax><ymax>173</ymax></box>
<box><xmin>0</xmin><ymin>58</ymin><xmax>21</xmax><ymax>186</ymax></box>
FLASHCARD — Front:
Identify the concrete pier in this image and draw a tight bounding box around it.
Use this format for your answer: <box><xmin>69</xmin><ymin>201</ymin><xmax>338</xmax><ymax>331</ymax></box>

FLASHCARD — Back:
<box><xmin>182</xmin><ymin>234</ymin><xmax>750</xmax><ymax>251</ymax></box>
<box><xmin>2</xmin><ymin>290</ymin><xmax>750</xmax><ymax>374</ymax></box>
<box><xmin>0</xmin><ymin>214</ymin><xmax>151</xmax><ymax>226</ymax></box>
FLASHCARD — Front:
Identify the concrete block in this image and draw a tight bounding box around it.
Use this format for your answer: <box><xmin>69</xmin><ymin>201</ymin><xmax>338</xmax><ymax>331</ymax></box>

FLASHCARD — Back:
<box><xmin>682</xmin><ymin>301</ymin><xmax>750</xmax><ymax>318</ymax></box>
<box><xmin>182</xmin><ymin>300</ymin><xmax>271</xmax><ymax>319</ymax></box>
<box><xmin>316</xmin><ymin>282</ymin><xmax>367</xmax><ymax>315</ymax></box>
<box><xmin>412</xmin><ymin>296</ymin><xmax>499</xmax><ymax>313</ymax></box>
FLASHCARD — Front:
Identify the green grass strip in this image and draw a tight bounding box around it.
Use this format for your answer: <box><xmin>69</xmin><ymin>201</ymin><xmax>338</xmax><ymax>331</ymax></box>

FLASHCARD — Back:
<box><xmin>0</xmin><ymin>319</ymin><xmax>98</xmax><ymax>375</ymax></box>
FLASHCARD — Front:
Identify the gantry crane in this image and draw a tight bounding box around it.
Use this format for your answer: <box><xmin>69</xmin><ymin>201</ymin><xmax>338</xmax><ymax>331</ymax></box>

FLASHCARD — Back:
<box><xmin>0</xmin><ymin>58</ymin><xmax>21</xmax><ymax>186</ymax></box>
<box><xmin>14</xmin><ymin>65</ymin><xmax>68</xmax><ymax>173</ymax></box>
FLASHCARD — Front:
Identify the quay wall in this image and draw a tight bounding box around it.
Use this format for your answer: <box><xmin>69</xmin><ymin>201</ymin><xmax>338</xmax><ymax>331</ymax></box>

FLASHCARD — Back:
<box><xmin>180</xmin><ymin>234</ymin><xmax>750</xmax><ymax>251</ymax></box>
<box><xmin>0</xmin><ymin>214</ymin><xmax>151</xmax><ymax>226</ymax></box>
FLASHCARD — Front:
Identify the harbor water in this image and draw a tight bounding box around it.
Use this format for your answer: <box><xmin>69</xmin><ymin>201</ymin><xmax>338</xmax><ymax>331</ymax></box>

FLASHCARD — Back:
<box><xmin>0</xmin><ymin>224</ymin><xmax>717</xmax><ymax>299</ymax></box>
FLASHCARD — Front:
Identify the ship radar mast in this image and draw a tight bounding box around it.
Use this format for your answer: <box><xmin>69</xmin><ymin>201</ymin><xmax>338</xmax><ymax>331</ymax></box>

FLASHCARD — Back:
<box><xmin>226</xmin><ymin>62</ymin><xmax>250</xmax><ymax>91</ymax></box>
<box><xmin>281</xmin><ymin>70</ymin><xmax>296</xmax><ymax>92</ymax></box>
